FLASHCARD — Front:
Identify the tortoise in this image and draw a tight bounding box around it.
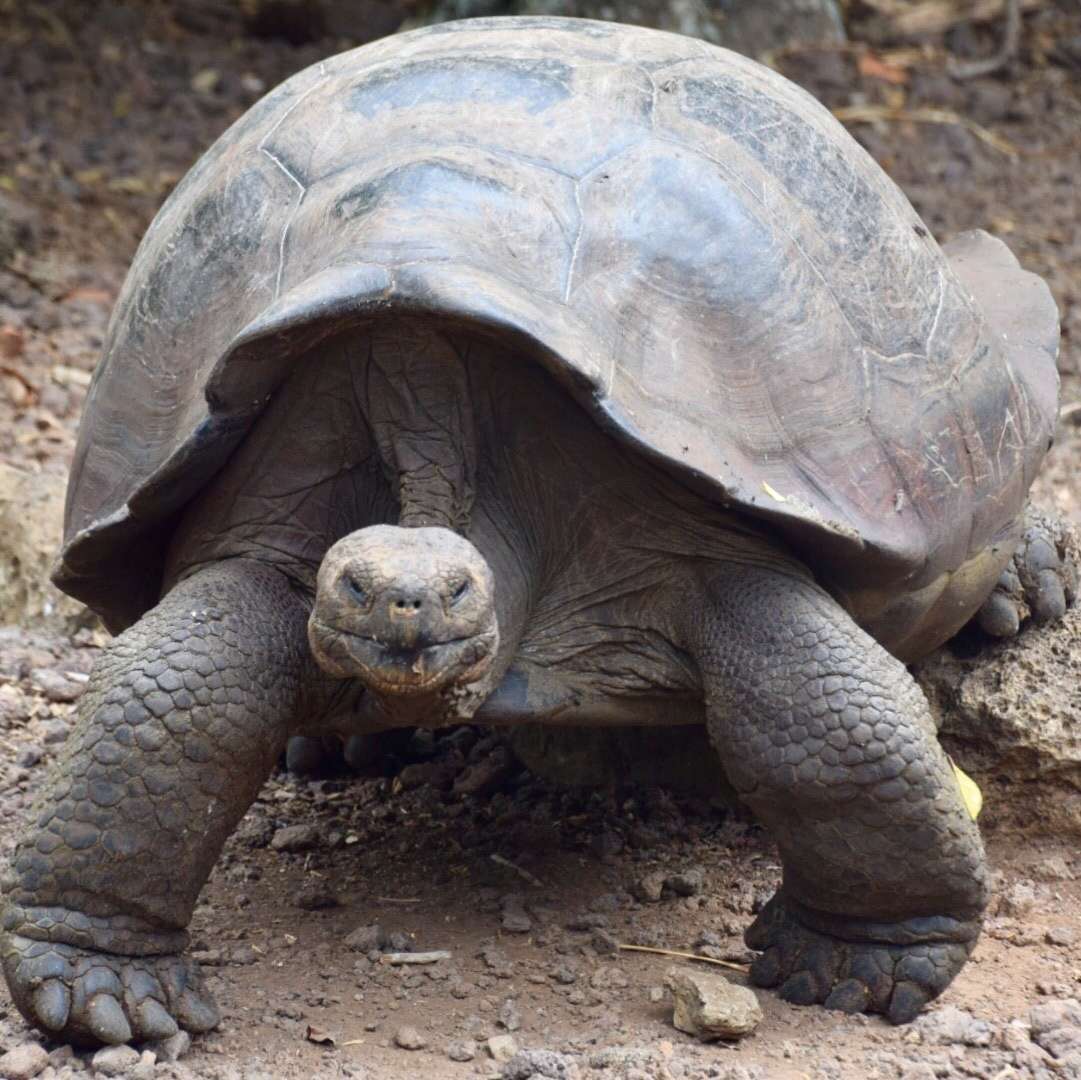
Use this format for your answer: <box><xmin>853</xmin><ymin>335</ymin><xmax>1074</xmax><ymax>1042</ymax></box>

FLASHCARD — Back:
<box><xmin>1</xmin><ymin>16</ymin><xmax>1073</xmax><ymax>1047</ymax></box>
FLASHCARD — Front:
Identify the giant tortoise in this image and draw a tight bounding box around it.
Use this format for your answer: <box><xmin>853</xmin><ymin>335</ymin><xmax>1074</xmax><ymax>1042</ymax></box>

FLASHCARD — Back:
<box><xmin>2</xmin><ymin>16</ymin><xmax>1074</xmax><ymax>1045</ymax></box>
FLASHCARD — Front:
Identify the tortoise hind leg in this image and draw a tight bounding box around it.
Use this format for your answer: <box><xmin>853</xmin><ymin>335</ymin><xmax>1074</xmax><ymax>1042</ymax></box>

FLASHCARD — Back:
<box><xmin>977</xmin><ymin>505</ymin><xmax>1076</xmax><ymax>638</ymax></box>
<box><xmin>682</xmin><ymin>560</ymin><xmax>988</xmax><ymax>1022</ymax></box>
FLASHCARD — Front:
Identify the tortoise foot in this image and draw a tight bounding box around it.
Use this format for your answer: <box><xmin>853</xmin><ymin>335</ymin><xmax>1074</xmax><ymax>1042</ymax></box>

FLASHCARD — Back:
<box><xmin>978</xmin><ymin>507</ymin><xmax>1076</xmax><ymax>638</ymax></box>
<box><xmin>745</xmin><ymin>893</ymin><xmax>978</xmax><ymax>1024</ymax></box>
<box><xmin>1</xmin><ymin>933</ymin><xmax>218</xmax><ymax>1047</ymax></box>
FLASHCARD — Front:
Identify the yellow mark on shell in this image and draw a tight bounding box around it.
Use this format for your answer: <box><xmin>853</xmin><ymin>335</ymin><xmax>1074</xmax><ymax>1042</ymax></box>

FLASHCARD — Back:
<box><xmin>761</xmin><ymin>481</ymin><xmax>787</xmax><ymax>503</ymax></box>
<box><xmin>949</xmin><ymin>758</ymin><xmax>983</xmax><ymax>820</ymax></box>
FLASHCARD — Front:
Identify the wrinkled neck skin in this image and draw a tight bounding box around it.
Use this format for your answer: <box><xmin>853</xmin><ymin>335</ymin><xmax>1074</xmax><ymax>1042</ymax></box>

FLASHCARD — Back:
<box><xmin>344</xmin><ymin>322</ymin><xmax>527</xmax><ymax>729</ymax></box>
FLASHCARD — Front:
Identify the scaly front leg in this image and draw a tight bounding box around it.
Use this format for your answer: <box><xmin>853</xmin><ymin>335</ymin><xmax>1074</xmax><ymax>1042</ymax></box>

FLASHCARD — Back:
<box><xmin>1</xmin><ymin>561</ymin><xmax>310</xmax><ymax>1045</ymax></box>
<box><xmin>683</xmin><ymin>562</ymin><xmax>988</xmax><ymax>1023</ymax></box>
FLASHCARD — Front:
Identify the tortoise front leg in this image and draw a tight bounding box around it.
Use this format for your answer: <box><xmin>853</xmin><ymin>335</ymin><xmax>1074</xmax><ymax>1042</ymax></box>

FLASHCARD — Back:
<box><xmin>1</xmin><ymin>560</ymin><xmax>310</xmax><ymax>1046</ymax></box>
<box><xmin>683</xmin><ymin>562</ymin><xmax>988</xmax><ymax>1023</ymax></box>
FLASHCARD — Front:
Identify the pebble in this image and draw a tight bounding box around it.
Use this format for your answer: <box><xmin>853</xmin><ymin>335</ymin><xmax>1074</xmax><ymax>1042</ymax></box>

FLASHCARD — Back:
<box><xmin>502</xmin><ymin>908</ymin><xmax>533</xmax><ymax>934</ymax></box>
<box><xmin>446</xmin><ymin>1039</ymin><xmax>476</xmax><ymax>1062</ymax></box>
<box><xmin>914</xmin><ymin>1005</ymin><xmax>995</xmax><ymax>1047</ymax></box>
<box><xmin>499</xmin><ymin>998</ymin><xmax>522</xmax><ymax>1032</ymax></box>
<box><xmin>500</xmin><ymin>1048</ymin><xmax>581</xmax><ymax>1079</ymax></box>
<box><xmin>394</xmin><ymin>1025</ymin><xmax>427</xmax><ymax>1050</ymax></box>
<box><xmin>270</xmin><ymin>823</ymin><xmax>321</xmax><ymax>852</ymax></box>
<box><xmin>631</xmin><ymin>869</ymin><xmax>661</xmax><ymax>903</ymax></box>
<box><xmin>90</xmin><ymin>1044</ymin><xmax>142</xmax><ymax>1077</ymax></box>
<box><xmin>1046</xmin><ymin>925</ymin><xmax>1079</xmax><ymax>947</ymax></box>
<box><xmin>293</xmin><ymin>881</ymin><xmax>341</xmax><ymax>909</ymax></box>
<box><xmin>665</xmin><ymin>867</ymin><xmax>706</xmax><ymax>897</ymax></box>
<box><xmin>31</xmin><ymin>667</ymin><xmax>83</xmax><ymax>702</ymax></box>
<box><xmin>0</xmin><ymin>1044</ymin><xmax>49</xmax><ymax>1080</ymax></box>
<box><xmin>345</xmin><ymin>923</ymin><xmax>386</xmax><ymax>952</ymax></box>
<box><xmin>664</xmin><ymin>965</ymin><xmax>762</xmax><ymax>1040</ymax></box>
<box><xmin>998</xmin><ymin>880</ymin><xmax>1039</xmax><ymax>916</ymax></box>
<box><xmin>487</xmin><ymin>1034</ymin><xmax>520</xmax><ymax>1063</ymax></box>
<box><xmin>148</xmin><ymin>1030</ymin><xmax>192</xmax><ymax>1062</ymax></box>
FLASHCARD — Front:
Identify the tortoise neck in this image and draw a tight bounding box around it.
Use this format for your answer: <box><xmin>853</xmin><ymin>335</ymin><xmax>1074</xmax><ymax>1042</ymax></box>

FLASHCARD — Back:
<box><xmin>361</xmin><ymin>320</ymin><xmax>477</xmax><ymax>533</ymax></box>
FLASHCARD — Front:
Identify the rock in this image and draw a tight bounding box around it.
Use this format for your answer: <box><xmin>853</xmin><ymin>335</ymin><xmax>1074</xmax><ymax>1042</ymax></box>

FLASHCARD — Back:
<box><xmin>916</xmin><ymin>540</ymin><xmax>1081</xmax><ymax>837</ymax></box>
<box><xmin>0</xmin><ymin>464</ymin><xmax>85</xmax><ymax>628</ymax></box>
<box><xmin>499</xmin><ymin>998</ymin><xmax>523</xmax><ymax>1032</ymax></box>
<box><xmin>666</xmin><ymin>867</ymin><xmax>706</xmax><ymax>897</ymax></box>
<box><xmin>270</xmin><ymin>823</ymin><xmax>321</xmax><ymax>852</ymax></box>
<box><xmin>446</xmin><ymin>1039</ymin><xmax>477</xmax><ymax>1062</ymax></box>
<box><xmin>1035</xmin><ymin>1025</ymin><xmax>1081</xmax><ymax>1060</ymax></box>
<box><xmin>148</xmin><ymin>1030</ymin><xmax>192</xmax><ymax>1062</ymax></box>
<box><xmin>998</xmin><ymin>880</ymin><xmax>1039</xmax><ymax>917</ymax></box>
<box><xmin>1047</xmin><ymin>926</ymin><xmax>1079</xmax><ymax>947</ymax></box>
<box><xmin>664</xmin><ymin>966</ymin><xmax>762</xmax><ymax>1040</ymax></box>
<box><xmin>394</xmin><ymin>1025</ymin><xmax>427</xmax><ymax>1050</ymax></box>
<box><xmin>631</xmin><ymin>871</ymin><xmax>667</xmax><ymax>903</ymax></box>
<box><xmin>502</xmin><ymin>907</ymin><xmax>533</xmax><ymax>934</ymax></box>
<box><xmin>453</xmin><ymin>745</ymin><xmax>515</xmax><ymax>797</ymax></box>
<box><xmin>1030</xmin><ymin>999</ymin><xmax>1081</xmax><ymax>1036</ymax></box>
<box><xmin>501</xmin><ymin>1048</ymin><xmax>581</xmax><ymax>1079</ymax></box>
<box><xmin>346</xmin><ymin>923</ymin><xmax>387</xmax><ymax>952</ymax></box>
<box><xmin>293</xmin><ymin>881</ymin><xmax>341</xmax><ymax>909</ymax></box>
<box><xmin>131</xmin><ymin>1051</ymin><xmax>157</xmax><ymax>1080</ymax></box>
<box><xmin>914</xmin><ymin>1004</ymin><xmax>994</xmax><ymax>1046</ymax></box>
<box><xmin>91</xmin><ymin>1045</ymin><xmax>142</xmax><ymax>1077</ymax></box>
<box><xmin>1031</xmin><ymin>855</ymin><xmax>1075</xmax><ymax>882</ymax></box>
<box><xmin>31</xmin><ymin>667</ymin><xmax>83</xmax><ymax>703</ymax></box>
<box><xmin>487</xmin><ymin>1035</ymin><xmax>520</xmax><ymax>1063</ymax></box>
<box><xmin>0</xmin><ymin>1044</ymin><xmax>49</xmax><ymax>1080</ymax></box>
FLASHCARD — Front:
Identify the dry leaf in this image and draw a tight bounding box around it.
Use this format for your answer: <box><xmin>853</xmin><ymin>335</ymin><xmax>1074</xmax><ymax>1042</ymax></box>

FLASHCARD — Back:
<box><xmin>858</xmin><ymin>52</ymin><xmax>910</xmax><ymax>84</ymax></box>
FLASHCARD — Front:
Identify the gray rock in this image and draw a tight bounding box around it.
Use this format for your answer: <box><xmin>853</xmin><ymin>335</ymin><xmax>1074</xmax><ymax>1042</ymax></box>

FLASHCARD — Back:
<box><xmin>664</xmin><ymin>965</ymin><xmax>762</xmax><ymax>1040</ymax></box>
<box><xmin>31</xmin><ymin>668</ymin><xmax>83</xmax><ymax>703</ymax></box>
<box><xmin>270</xmin><ymin>823</ymin><xmax>321</xmax><ymax>852</ymax></box>
<box><xmin>147</xmin><ymin>1030</ymin><xmax>192</xmax><ymax>1063</ymax></box>
<box><xmin>446</xmin><ymin>1039</ymin><xmax>477</xmax><ymax>1062</ymax></box>
<box><xmin>499</xmin><ymin>998</ymin><xmax>523</xmax><ymax>1032</ymax></box>
<box><xmin>502</xmin><ymin>907</ymin><xmax>533</xmax><ymax>934</ymax></box>
<box><xmin>501</xmin><ymin>1048</ymin><xmax>581</xmax><ymax>1079</ymax></box>
<box><xmin>90</xmin><ymin>1045</ymin><xmax>142</xmax><ymax>1077</ymax></box>
<box><xmin>1047</xmin><ymin>926</ymin><xmax>1079</xmax><ymax>947</ymax></box>
<box><xmin>394</xmin><ymin>1025</ymin><xmax>427</xmax><ymax>1050</ymax></box>
<box><xmin>0</xmin><ymin>1044</ymin><xmax>49</xmax><ymax>1080</ymax></box>
<box><xmin>1029</xmin><ymin>998</ymin><xmax>1081</xmax><ymax>1036</ymax></box>
<box><xmin>915</xmin><ymin>1004</ymin><xmax>995</xmax><ymax>1047</ymax></box>
<box><xmin>631</xmin><ymin>871</ymin><xmax>666</xmax><ymax>903</ymax></box>
<box><xmin>1034</xmin><ymin>1025</ymin><xmax>1081</xmax><ymax>1059</ymax></box>
<box><xmin>917</xmin><ymin>545</ymin><xmax>1081</xmax><ymax>838</ymax></box>
<box><xmin>666</xmin><ymin>867</ymin><xmax>705</xmax><ymax>896</ymax></box>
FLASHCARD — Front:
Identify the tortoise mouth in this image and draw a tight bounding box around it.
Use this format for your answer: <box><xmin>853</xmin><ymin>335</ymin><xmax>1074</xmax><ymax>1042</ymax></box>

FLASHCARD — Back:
<box><xmin>311</xmin><ymin>620</ymin><xmax>496</xmax><ymax>695</ymax></box>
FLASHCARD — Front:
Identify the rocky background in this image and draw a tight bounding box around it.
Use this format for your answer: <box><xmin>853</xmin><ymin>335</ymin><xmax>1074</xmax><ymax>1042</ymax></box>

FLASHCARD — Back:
<box><xmin>1</xmin><ymin>1</ymin><xmax>1080</xmax><ymax>1078</ymax></box>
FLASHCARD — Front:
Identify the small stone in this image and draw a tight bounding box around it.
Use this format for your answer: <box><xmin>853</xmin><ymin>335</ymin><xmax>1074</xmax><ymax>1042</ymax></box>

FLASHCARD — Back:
<box><xmin>501</xmin><ymin>1048</ymin><xmax>581</xmax><ymax>1079</ymax></box>
<box><xmin>270</xmin><ymin>824</ymin><xmax>321</xmax><ymax>852</ymax></box>
<box><xmin>631</xmin><ymin>871</ymin><xmax>666</xmax><ymax>903</ymax></box>
<box><xmin>131</xmin><ymin>1050</ymin><xmax>157</xmax><ymax>1080</ymax></box>
<box><xmin>914</xmin><ymin>1005</ymin><xmax>994</xmax><ymax>1046</ymax></box>
<box><xmin>31</xmin><ymin>668</ymin><xmax>83</xmax><ymax>703</ymax></box>
<box><xmin>487</xmin><ymin>1034</ymin><xmax>520</xmax><ymax>1063</ymax></box>
<box><xmin>1032</xmin><ymin>856</ymin><xmax>1075</xmax><ymax>882</ymax></box>
<box><xmin>589</xmin><ymin>965</ymin><xmax>629</xmax><ymax>990</ymax></box>
<box><xmin>998</xmin><ymin>880</ymin><xmax>1038</xmax><ymax>917</ymax></box>
<box><xmin>394</xmin><ymin>1025</ymin><xmax>427</xmax><ymax>1050</ymax></box>
<box><xmin>499</xmin><ymin>998</ymin><xmax>522</xmax><ymax>1032</ymax></box>
<box><xmin>148</xmin><ymin>1030</ymin><xmax>192</xmax><ymax>1062</ymax></box>
<box><xmin>39</xmin><ymin>719</ymin><xmax>69</xmax><ymax>744</ymax></box>
<box><xmin>446</xmin><ymin>1039</ymin><xmax>476</xmax><ymax>1062</ymax></box>
<box><xmin>897</xmin><ymin>1065</ymin><xmax>937</xmax><ymax>1080</ymax></box>
<box><xmin>591</xmin><ymin>928</ymin><xmax>619</xmax><ymax>956</ymax></box>
<box><xmin>293</xmin><ymin>881</ymin><xmax>341</xmax><ymax>910</ymax></box>
<box><xmin>0</xmin><ymin>1044</ymin><xmax>49</xmax><ymax>1080</ymax></box>
<box><xmin>1029</xmin><ymin>998</ymin><xmax>1081</xmax><ymax>1036</ymax></box>
<box><xmin>665</xmin><ymin>867</ymin><xmax>705</xmax><ymax>897</ymax></box>
<box><xmin>1046</xmin><ymin>926</ymin><xmax>1079</xmax><ymax>947</ymax></box>
<box><xmin>91</xmin><ymin>1044</ymin><xmax>142</xmax><ymax>1077</ymax></box>
<box><xmin>664</xmin><ymin>966</ymin><xmax>762</xmax><ymax>1040</ymax></box>
<box><xmin>501</xmin><ymin>908</ymin><xmax>533</xmax><ymax>934</ymax></box>
<box><xmin>14</xmin><ymin>745</ymin><xmax>42</xmax><ymax>768</ymax></box>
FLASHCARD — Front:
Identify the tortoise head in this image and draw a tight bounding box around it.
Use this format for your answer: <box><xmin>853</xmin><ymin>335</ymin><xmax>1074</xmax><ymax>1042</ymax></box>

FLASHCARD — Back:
<box><xmin>308</xmin><ymin>525</ymin><xmax>499</xmax><ymax>701</ymax></box>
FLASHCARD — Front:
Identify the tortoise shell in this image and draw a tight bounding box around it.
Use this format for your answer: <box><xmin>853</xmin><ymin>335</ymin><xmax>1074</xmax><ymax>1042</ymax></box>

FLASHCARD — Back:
<box><xmin>57</xmin><ymin>17</ymin><xmax>1059</xmax><ymax>632</ymax></box>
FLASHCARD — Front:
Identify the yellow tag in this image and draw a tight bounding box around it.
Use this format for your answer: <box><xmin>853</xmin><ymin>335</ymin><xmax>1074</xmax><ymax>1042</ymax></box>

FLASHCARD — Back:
<box><xmin>950</xmin><ymin>759</ymin><xmax>983</xmax><ymax>820</ymax></box>
<box><xmin>761</xmin><ymin>481</ymin><xmax>788</xmax><ymax>503</ymax></box>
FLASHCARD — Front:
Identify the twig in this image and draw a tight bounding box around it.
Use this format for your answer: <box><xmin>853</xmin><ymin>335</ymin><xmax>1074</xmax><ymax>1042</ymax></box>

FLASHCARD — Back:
<box><xmin>490</xmin><ymin>852</ymin><xmax>545</xmax><ymax>887</ymax></box>
<box><xmin>950</xmin><ymin>0</ymin><xmax>1022</xmax><ymax>78</ymax></box>
<box><xmin>381</xmin><ymin>950</ymin><xmax>452</xmax><ymax>965</ymax></box>
<box><xmin>374</xmin><ymin>896</ymin><xmax>422</xmax><ymax>904</ymax></box>
<box><xmin>618</xmin><ymin>943</ymin><xmax>750</xmax><ymax>973</ymax></box>
<box><xmin>832</xmin><ymin>104</ymin><xmax>1018</xmax><ymax>155</ymax></box>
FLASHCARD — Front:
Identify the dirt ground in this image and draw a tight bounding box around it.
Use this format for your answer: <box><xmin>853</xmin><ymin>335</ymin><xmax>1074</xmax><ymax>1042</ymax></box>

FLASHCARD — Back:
<box><xmin>1</xmin><ymin>3</ymin><xmax>1080</xmax><ymax>1079</ymax></box>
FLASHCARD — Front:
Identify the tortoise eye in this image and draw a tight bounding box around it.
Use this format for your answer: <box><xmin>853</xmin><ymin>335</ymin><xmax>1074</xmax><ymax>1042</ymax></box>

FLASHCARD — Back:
<box><xmin>343</xmin><ymin>576</ymin><xmax>367</xmax><ymax>605</ymax></box>
<box><xmin>450</xmin><ymin>578</ymin><xmax>471</xmax><ymax>605</ymax></box>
